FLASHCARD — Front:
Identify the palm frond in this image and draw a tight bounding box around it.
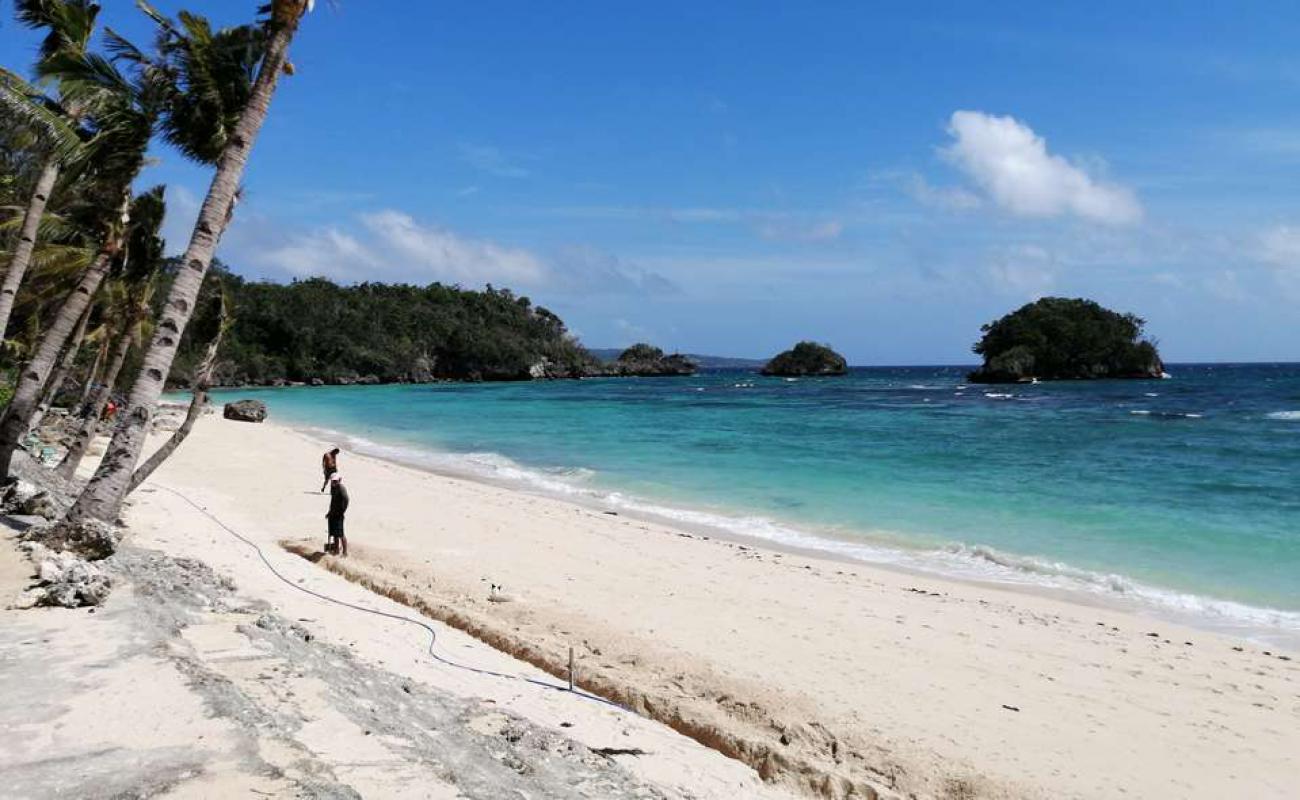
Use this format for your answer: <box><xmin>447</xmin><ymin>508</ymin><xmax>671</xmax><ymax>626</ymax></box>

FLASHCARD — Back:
<box><xmin>0</xmin><ymin>72</ymin><xmax>83</xmax><ymax>162</ymax></box>
<box><xmin>15</xmin><ymin>0</ymin><xmax>102</xmax><ymax>63</ymax></box>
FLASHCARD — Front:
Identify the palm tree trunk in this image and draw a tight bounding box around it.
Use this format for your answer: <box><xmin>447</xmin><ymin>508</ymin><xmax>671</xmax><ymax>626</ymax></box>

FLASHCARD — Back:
<box><xmin>29</xmin><ymin>300</ymin><xmax>92</xmax><ymax>433</ymax></box>
<box><xmin>127</xmin><ymin>299</ymin><xmax>226</xmax><ymax>493</ymax></box>
<box><xmin>58</xmin><ymin>323</ymin><xmax>135</xmax><ymax>480</ymax></box>
<box><xmin>68</xmin><ymin>12</ymin><xmax>304</xmax><ymax>523</ymax></box>
<box><xmin>78</xmin><ymin>336</ymin><xmax>109</xmax><ymax>411</ymax></box>
<box><xmin>0</xmin><ymin>245</ymin><xmax>115</xmax><ymax>478</ymax></box>
<box><xmin>0</xmin><ymin>158</ymin><xmax>60</xmax><ymax>340</ymax></box>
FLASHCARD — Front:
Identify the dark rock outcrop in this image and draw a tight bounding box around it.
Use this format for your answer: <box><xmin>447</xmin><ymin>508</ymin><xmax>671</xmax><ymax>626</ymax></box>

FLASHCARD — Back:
<box><xmin>968</xmin><ymin>297</ymin><xmax>1165</xmax><ymax>383</ymax></box>
<box><xmin>408</xmin><ymin>354</ymin><xmax>436</xmax><ymax>383</ymax></box>
<box><xmin>761</xmin><ymin>342</ymin><xmax>848</xmax><ymax>377</ymax></box>
<box><xmin>223</xmin><ymin>399</ymin><xmax>267</xmax><ymax>423</ymax></box>
<box><xmin>585</xmin><ymin>344</ymin><xmax>697</xmax><ymax>377</ymax></box>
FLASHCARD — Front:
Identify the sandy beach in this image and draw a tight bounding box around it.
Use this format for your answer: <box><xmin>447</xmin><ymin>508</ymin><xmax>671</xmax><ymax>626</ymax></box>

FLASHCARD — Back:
<box><xmin>5</xmin><ymin>412</ymin><xmax>1298</xmax><ymax>798</ymax></box>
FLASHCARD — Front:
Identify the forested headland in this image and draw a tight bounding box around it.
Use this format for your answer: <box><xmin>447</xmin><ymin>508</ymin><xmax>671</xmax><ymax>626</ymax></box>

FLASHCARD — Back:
<box><xmin>166</xmin><ymin>263</ymin><xmax>598</xmax><ymax>387</ymax></box>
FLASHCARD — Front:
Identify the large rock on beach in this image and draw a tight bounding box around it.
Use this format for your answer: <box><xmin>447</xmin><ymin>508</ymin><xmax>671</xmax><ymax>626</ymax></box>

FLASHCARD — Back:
<box><xmin>17</xmin><ymin>542</ymin><xmax>113</xmax><ymax>608</ymax></box>
<box><xmin>2</xmin><ymin>479</ymin><xmax>59</xmax><ymax>520</ymax></box>
<box><xmin>223</xmin><ymin>399</ymin><xmax>267</xmax><ymax>423</ymax></box>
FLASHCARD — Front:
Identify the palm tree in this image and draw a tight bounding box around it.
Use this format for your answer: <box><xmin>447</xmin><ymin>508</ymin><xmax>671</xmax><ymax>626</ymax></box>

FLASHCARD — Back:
<box><xmin>70</xmin><ymin>0</ymin><xmax>313</xmax><ymax>522</ymax></box>
<box><xmin>0</xmin><ymin>49</ymin><xmax>160</xmax><ymax>478</ymax></box>
<box><xmin>26</xmin><ymin>295</ymin><xmax>92</xmax><ymax>431</ymax></box>
<box><xmin>127</xmin><ymin>285</ymin><xmax>229</xmax><ymax>492</ymax></box>
<box><xmin>0</xmin><ymin>0</ymin><xmax>101</xmax><ymax>339</ymax></box>
<box><xmin>58</xmin><ymin>185</ymin><xmax>166</xmax><ymax>480</ymax></box>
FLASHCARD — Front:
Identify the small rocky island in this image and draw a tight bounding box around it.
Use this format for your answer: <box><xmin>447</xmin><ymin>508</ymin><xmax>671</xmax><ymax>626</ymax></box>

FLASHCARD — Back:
<box><xmin>590</xmin><ymin>344</ymin><xmax>698</xmax><ymax>377</ymax></box>
<box><xmin>969</xmin><ymin>297</ymin><xmax>1165</xmax><ymax>383</ymax></box>
<box><xmin>760</xmin><ymin>342</ymin><xmax>848</xmax><ymax>377</ymax></box>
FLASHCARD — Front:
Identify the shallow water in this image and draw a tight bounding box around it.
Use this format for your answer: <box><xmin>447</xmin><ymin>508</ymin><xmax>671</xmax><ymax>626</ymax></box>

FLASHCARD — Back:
<box><xmin>210</xmin><ymin>363</ymin><xmax>1300</xmax><ymax>641</ymax></box>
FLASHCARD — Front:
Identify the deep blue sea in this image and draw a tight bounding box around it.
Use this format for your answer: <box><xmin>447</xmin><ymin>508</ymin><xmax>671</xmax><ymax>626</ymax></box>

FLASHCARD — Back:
<box><xmin>210</xmin><ymin>364</ymin><xmax>1300</xmax><ymax>643</ymax></box>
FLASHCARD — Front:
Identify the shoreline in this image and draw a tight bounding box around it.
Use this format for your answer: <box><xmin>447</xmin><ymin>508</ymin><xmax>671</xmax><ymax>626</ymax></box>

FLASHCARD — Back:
<box><xmin>119</xmin><ymin>414</ymin><xmax>1298</xmax><ymax>798</ymax></box>
<box><xmin>267</xmin><ymin>413</ymin><xmax>1300</xmax><ymax>651</ymax></box>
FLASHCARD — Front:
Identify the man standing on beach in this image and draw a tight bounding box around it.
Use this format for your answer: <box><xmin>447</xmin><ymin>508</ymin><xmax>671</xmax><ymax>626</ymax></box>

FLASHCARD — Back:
<box><xmin>320</xmin><ymin>447</ymin><xmax>340</xmax><ymax>492</ymax></box>
<box><xmin>327</xmin><ymin>473</ymin><xmax>349</xmax><ymax>557</ymax></box>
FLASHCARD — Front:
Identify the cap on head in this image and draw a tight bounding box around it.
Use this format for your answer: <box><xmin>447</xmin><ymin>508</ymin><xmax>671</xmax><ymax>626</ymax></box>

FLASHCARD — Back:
<box><xmin>330</xmin><ymin>473</ymin><xmax>343</xmax><ymax>483</ymax></box>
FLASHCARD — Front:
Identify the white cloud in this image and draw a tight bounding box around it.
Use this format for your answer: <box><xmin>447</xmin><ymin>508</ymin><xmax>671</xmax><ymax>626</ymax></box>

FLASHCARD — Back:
<box><xmin>905</xmin><ymin>174</ymin><xmax>983</xmax><ymax>211</ymax></box>
<box><xmin>1255</xmin><ymin>224</ymin><xmax>1300</xmax><ymax>298</ymax></box>
<box><xmin>984</xmin><ymin>244</ymin><xmax>1058</xmax><ymax>297</ymax></box>
<box><xmin>246</xmin><ymin>209</ymin><xmax>675</xmax><ymax>296</ymax></box>
<box><xmin>360</xmin><ymin>210</ymin><xmax>546</xmax><ymax>286</ymax></box>
<box><xmin>942</xmin><ymin>110</ymin><xmax>1143</xmax><ymax>225</ymax></box>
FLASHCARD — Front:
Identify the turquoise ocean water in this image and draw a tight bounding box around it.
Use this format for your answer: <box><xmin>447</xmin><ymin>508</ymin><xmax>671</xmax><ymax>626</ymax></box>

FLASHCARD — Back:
<box><xmin>210</xmin><ymin>364</ymin><xmax>1300</xmax><ymax>644</ymax></box>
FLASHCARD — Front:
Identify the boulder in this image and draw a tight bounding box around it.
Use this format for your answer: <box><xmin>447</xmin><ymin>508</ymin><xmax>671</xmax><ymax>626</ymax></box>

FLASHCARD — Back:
<box><xmin>22</xmin><ymin>518</ymin><xmax>122</xmax><ymax>560</ymax></box>
<box><xmin>223</xmin><ymin>399</ymin><xmax>267</xmax><ymax>423</ymax></box>
<box><xmin>357</xmin><ymin>374</ymin><xmax>381</xmax><ymax>385</ymax></box>
<box><xmin>309</xmin><ymin>377</ymin><xmax>325</xmax><ymax>386</ymax></box>
<box><xmin>19</xmin><ymin>542</ymin><xmax>112</xmax><ymax>608</ymax></box>
<box><xmin>2</xmin><ymin>479</ymin><xmax>59</xmax><ymax>520</ymax></box>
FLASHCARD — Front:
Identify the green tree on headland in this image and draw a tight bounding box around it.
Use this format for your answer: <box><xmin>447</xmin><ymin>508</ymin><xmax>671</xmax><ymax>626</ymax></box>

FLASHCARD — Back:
<box><xmin>969</xmin><ymin>297</ymin><xmax>1164</xmax><ymax>383</ymax></box>
<box><xmin>165</xmin><ymin>268</ymin><xmax>596</xmax><ymax>386</ymax></box>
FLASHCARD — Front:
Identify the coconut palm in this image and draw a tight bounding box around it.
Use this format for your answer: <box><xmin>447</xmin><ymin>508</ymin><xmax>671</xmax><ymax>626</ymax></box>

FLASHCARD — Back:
<box><xmin>70</xmin><ymin>0</ymin><xmax>313</xmax><ymax>523</ymax></box>
<box><xmin>26</xmin><ymin>294</ymin><xmax>92</xmax><ymax>431</ymax></box>
<box><xmin>127</xmin><ymin>285</ymin><xmax>229</xmax><ymax>492</ymax></box>
<box><xmin>58</xmin><ymin>185</ymin><xmax>166</xmax><ymax>480</ymax></box>
<box><xmin>0</xmin><ymin>0</ymin><xmax>101</xmax><ymax>340</ymax></box>
<box><xmin>0</xmin><ymin>49</ymin><xmax>161</xmax><ymax>478</ymax></box>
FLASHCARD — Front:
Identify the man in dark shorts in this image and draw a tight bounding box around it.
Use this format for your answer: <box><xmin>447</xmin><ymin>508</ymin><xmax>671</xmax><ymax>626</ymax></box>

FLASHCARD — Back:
<box><xmin>320</xmin><ymin>447</ymin><xmax>340</xmax><ymax>492</ymax></box>
<box><xmin>326</xmin><ymin>473</ymin><xmax>349</xmax><ymax>557</ymax></box>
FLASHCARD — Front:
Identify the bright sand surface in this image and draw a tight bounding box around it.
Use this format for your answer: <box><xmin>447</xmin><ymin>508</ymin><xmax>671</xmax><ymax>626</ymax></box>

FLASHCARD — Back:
<box><xmin>117</xmin><ymin>415</ymin><xmax>1299</xmax><ymax>798</ymax></box>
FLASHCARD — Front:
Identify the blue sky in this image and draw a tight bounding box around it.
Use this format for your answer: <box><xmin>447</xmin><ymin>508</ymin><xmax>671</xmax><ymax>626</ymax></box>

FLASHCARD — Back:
<box><xmin>4</xmin><ymin>1</ymin><xmax>1299</xmax><ymax>363</ymax></box>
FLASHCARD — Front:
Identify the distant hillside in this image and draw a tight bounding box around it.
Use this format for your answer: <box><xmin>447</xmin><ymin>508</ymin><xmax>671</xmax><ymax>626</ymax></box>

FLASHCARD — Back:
<box><xmin>587</xmin><ymin>349</ymin><xmax>764</xmax><ymax>369</ymax></box>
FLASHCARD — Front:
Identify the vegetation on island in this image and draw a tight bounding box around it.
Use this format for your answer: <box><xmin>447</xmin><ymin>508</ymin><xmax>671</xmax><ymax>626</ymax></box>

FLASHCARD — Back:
<box><xmin>582</xmin><ymin>343</ymin><xmax>697</xmax><ymax>377</ymax></box>
<box><xmin>0</xmin><ymin>0</ymin><xmax>314</xmax><ymax>529</ymax></box>
<box><xmin>760</xmin><ymin>341</ymin><xmax>848</xmax><ymax>377</ymax></box>
<box><xmin>969</xmin><ymin>297</ymin><xmax>1164</xmax><ymax>383</ymax></box>
<box><xmin>167</xmin><ymin>266</ymin><xmax>597</xmax><ymax>386</ymax></box>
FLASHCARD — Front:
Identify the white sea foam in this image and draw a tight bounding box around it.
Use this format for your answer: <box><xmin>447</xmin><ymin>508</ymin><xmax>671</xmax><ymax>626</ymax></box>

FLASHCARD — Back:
<box><xmin>984</xmin><ymin>392</ymin><xmax>1014</xmax><ymax>399</ymax></box>
<box><xmin>295</xmin><ymin>423</ymin><xmax>1300</xmax><ymax>645</ymax></box>
<box><xmin>1267</xmin><ymin>410</ymin><xmax>1300</xmax><ymax>421</ymax></box>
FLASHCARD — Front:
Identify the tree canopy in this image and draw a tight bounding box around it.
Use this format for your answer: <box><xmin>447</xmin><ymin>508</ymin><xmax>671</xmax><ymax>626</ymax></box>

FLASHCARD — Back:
<box><xmin>167</xmin><ymin>266</ymin><xmax>597</xmax><ymax>386</ymax></box>
<box><xmin>761</xmin><ymin>341</ymin><xmax>848</xmax><ymax>377</ymax></box>
<box><xmin>969</xmin><ymin>297</ymin><xmax>1164</xmax><ymax>383</ymax></box>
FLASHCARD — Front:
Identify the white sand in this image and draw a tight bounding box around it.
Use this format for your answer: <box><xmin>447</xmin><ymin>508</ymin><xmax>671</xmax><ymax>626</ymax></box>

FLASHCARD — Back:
<box><xmin>92</xmin><ymin>416</ymin><xmax>1300</xmax><ymax>797</ymax></box>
